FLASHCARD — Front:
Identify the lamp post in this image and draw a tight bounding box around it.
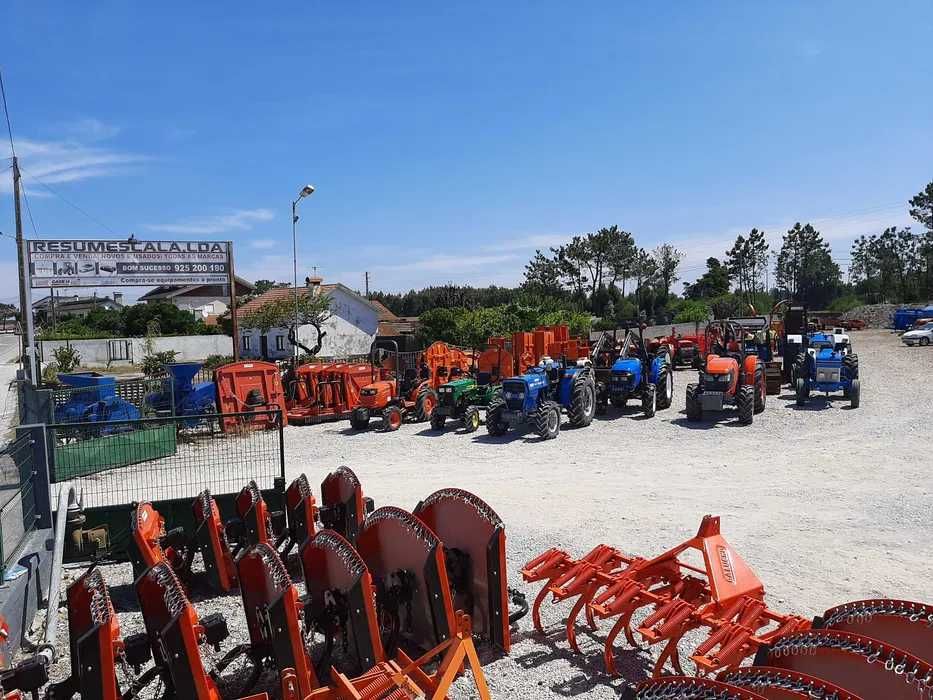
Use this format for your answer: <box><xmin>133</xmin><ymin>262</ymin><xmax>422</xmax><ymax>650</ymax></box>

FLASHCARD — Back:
<box><xmin>292</xmin><ymin>184</ymin><xmax>315</xmax><ymax>368</ymax></box>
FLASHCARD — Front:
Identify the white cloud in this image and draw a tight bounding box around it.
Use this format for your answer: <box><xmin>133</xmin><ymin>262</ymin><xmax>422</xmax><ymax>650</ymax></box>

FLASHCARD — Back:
<box><xmin>145</xmin><ymin>209</ymin><xmax>275</xmax><ymax>235</ymax></box>
<box><xmin>481</xmin><ymin>233</ymin><xmax>570</xmax><ymax>253</ymax></box>
<box><xmin>65</xmin><ymin>118</ymin><xmax>122</xmax><ymax>141</ymax></box>
<box><xmin>1</xmin><ymin>137</ymin><xmax>147</xmax><ymax>194</ymax></box>
<box><xmin>250</xmin><ymin>238</ymin><xmax>278</xmax><ymax>250</ymax></box>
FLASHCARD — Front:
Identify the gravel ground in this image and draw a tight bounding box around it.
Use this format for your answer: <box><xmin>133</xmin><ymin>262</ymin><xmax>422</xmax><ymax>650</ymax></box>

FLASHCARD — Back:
<box><xmin>44</xmin><ymin>329</ymin><xmax>932</xmax><ymax>698</ymax></box>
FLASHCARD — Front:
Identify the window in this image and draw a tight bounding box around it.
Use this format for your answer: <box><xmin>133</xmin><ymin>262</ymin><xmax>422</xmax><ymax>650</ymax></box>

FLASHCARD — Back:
<box><xmin>242</xmin><ymin>335</ymin><xmax>252</xmax><ymax>351</ymax></box>
<box><xmin>275</xmin><ymin>335</ymin><xmax>286</xmax><ymax>351</ymax></box>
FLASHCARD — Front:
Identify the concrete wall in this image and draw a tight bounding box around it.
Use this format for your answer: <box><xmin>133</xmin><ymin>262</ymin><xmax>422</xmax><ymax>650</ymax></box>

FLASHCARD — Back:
<box><xmin>240</xmin><ymin>287</ymin><xmax>378</xmax><ymax>360</ymax></box>
<box><xmin>39</xmin><ymin>334</ymin><xmax>235</xmax><ymax>368</ymax></box>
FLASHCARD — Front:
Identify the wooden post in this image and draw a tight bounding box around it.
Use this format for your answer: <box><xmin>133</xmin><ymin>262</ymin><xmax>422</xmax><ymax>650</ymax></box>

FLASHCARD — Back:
<box><xmin>228</xmin><ymin>241</ymin><xmax>240</xmax><ymax>361</ymax></box>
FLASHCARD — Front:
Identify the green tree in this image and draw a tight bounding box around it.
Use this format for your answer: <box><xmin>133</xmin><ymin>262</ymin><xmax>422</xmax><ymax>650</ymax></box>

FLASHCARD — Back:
<box><xmin>725</xmin><ymin>228</ymin><xmax>770</xmax><ymax>298</ymax></box>
<box><xmin>651</xmin><ymin>243</ymin><xmax>684</xmax><ymax>300</ymax></box>
<box><xmin>684</xmin><ymin>258</ymin><xmax>731</xmax><ymax>299</ymax></box>
<box><xmin>673</xmin><ymin>300</ymin><xmax>711</xmax><ymax>323</ymax></box>
<box><xmin>774</xmin><ymin>223</ymin><xmax>840</xmax><ymax>308</ymax></box>
<box><xmin>240</xmin><ymin>292</ymin><xmax>333</xmax><ymax>356</ymax></box>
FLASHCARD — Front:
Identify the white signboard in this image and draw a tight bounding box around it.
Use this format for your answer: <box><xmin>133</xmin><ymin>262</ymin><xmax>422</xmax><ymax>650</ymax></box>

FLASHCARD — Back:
<box><xmin>26</xmin><ymin>239</ymin><xmax>231</xmax><ymax>288</ymax></box>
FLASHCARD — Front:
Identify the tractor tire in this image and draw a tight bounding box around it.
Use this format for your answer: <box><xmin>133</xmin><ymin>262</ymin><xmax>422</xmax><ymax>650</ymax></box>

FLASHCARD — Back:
<box><xmin>843</xmin><ymin>354</ymin><xmax>859</xmax><ymax>380</ymax></box>
<box><xmin>485</xmin><ymin>398</ymin><xmax>509</xmax><ymax>436</ymax></box>
<box><xmin>430</xmin><ymin>412</ymin><xmax>446</xmax><ymax>431</ymax></box>
<box><xmin>568</xmin><ymin>376</ymin><xmax>596</xmax><ymax>428</ymax></box>
<box><xmin>595</xmin><ymin>383</ymin><xmax>608</xmax><ymax>415</ymax></box>
<box><xmin>533</xmin><ymin>401</ymin><xmax>561</xmax><ymax>440</ymax></box>
<box><xmin>736</xmin><ymin>384</ymin><xmax>755</xmax><ymax>425</ymax></box>
<box><xmin>754</xmin><ymin>366</ymin><xmax>766</xmax><ymax>414</ymax></box>
<box><xmin>685</xmin><ymin>383</ymin><xmax>701</xmax><ymax>421</ymax></box>
<box><xmin>850</xmin><ymin>378</ymin><xmax>860</xmax><ymax>409</ymax></box>
<box><xmin>656</xmin><ymin>364</ymin><xmax>673</xmax><ymax>410</ymax></box>
<box><xmin>795</xmin><ymin>377</ymin><xmax>808</xmax><ymax>407</ymax></box>
<box><xmin>642</xmin><ymin>384</ymin><xmax>657</xmax><ymax>418</ymax></box>
<box><xmin>463</xmin><ymin>406</ymin><xmax>481</xmax><ymax>433</ymax></box>
<box><xmin>414</xmin><ymin>387</ymin><xmax>438</xmax><ymax>422</ymax></box>
<box><xmin>381</xmin><ymin>406</ymin><xmax>403</xmax><ymax>432</ymax></box>
<box><xmin>793</xmin><ymin>352</ymin><xmax>808</xmax><ymax>383</ymax></box>
<box><xmin>349</xmin><ymin>407</ymin><xmax>370</xmax><ymax>431</ymax></box>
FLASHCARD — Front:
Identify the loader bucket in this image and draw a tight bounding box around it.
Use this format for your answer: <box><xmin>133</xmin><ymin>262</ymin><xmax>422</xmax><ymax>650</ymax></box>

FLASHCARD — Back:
<box><xmin>237</xmin><ymin>543</ymin><xmax>319</xmax><ymax>696</ymax></box>
<box><xmin>215</xmin><ymin>360</ymin><xmax>288</xmax><ymax>432</ymax></box>
<box><xmin>754</xmin><ymin>629</ymin><xmax>933</xmax><ymax>698</ymax></box>
<box><xmin>283</xmin><ymin>473</ymin><xmax>317</xmax><ymax>555</ymax></box>
<box><xmin>814</xmin><ymin>599</ymin><xmax>933</xmax><ymax>664</ymax></box>
<box><xmin>320</xmin><ymin>466</ymin><xmax>368</xmax><ymax>543</ymax></box>
<box><xmin>300</xmin><ymin>529</ymin><xmax>384</xmax><ymax>673</ymax></box>
<box><xmin>192</xmin><ymin>490</ymin><xmax>238</xmax><ymax>593</ymax></box>
<box><xmin>136</xmin><ymin>561</ymin><xmax>224</xmax><ymax>700</ymax></box>
<box><xmin>355</xmin><ymin>506</ymin><xmax>456</xmax><ymax>655</ymax></box>
<box><xmin>720</xmin><ymin>667</ymin><xmax>862</xmax><ymax>699</ymax></box>
<box><xmin>413</xmin><ymin>488</ymin><xmax>510</xmax><ymax>652</ymax></box>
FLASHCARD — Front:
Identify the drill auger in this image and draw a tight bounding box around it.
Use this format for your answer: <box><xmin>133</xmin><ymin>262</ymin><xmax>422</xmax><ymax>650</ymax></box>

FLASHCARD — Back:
<box><xmin>413</xmin><ymin>487</ymin><xmax>523</xmax><ymax>653</ymax></box>
<box><xmin>300</xmin><ymin>529</ymin><xmax>384</xmax><ymax>677</ymax></box>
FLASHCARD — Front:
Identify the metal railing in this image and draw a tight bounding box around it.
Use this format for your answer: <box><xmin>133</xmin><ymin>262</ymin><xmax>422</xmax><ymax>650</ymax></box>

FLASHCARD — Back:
<box><xmin>0</xmin><ymin>433</ymin><xmax>40</xmax><ymax>581</ymax></box>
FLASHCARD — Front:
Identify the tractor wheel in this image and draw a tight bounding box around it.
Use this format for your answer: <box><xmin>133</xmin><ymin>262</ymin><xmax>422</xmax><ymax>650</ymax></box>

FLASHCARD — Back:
<box><xmin>843</xmin><ymin>354</ymin><xmax>859</xmax><ymax>380</ymax></box>
<box><xmin>793</xmin><ymin>352</ymin><xmax>807</xmax><ymax>382</ymax></box>
<box><xmin>656</xmin><ymin>364</ymin><xmax>673</xmax><ymax>410</ymax></box>
<box><xmin>642</xmin><ymin>384</ymin><xmax>657</xmax><ymax>418</ymax></box>
<box><xmin>430</xmin><ymin>412</ymin><xmax>446</xmax><ymax>431</ymax></box>
<box><xmin>381</xmin><ymin>406</ymin><xmax>403</xmax><ymax>432</ymax></box>
<box><xmin>349</xmin><ymin>407</ymin><xmax>370</xmax><ymax>431</ymax></box>
<box><xmin>754</xmin><ymin>366</ymin><xmax>766</xmax><ymax>414</ymax></box>
<box><xmin>850</xmin><ymin>378</ymin><xmax>860</xmax><ymax>409</ymax></box>
<box><xmin>736</xmin><ymin>385</ymin><xmax>755</xmax><ymax>425</ymax></box>
<box><xmin>414</xmin><ymin>387</ymin><xmax>438</xmax><ymax>422</ymax></box>
<box><xmin>685</xmin><ymin>383</ymin><xmax>701</xmax><ymax>421</ymax></box>
<box><xmin>795</xmin><ymin>377</ymin><xmax>808</xmax><ymax>407</ymax></box>
<box><xmin>533</xmin><ymin>401</ymin><xmax>561</xmax><ymax>440</ymax></box>
<box><xmin>568</xmin><ymin>377</ymin><xmax>596</xmax><ymax>428</ymax></box>
<box><xmin>463</xmin><ymin>406</ymin><xmax>481</xmax><ymax>433</ymax></box>
<box><xmin>485</xmin><ymin>398</ymin><xmax>509</xmax><ymax>436</ymax></box>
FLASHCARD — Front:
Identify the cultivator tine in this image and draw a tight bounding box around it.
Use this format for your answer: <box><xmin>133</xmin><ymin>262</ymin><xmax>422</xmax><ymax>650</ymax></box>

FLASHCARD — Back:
<box><xmin>47</xmin><ymin>567</ymin><xmax>134</xmax><ymax>700</ymax></box>
<box><xmin>135</xmin><ymin>561</ymin><xmax>227</xmax><ymax>699</ymax></box>
<box><xmin>755</xmin><ymin>629</ymin><xmax>933</xmax><ymax>698</ymax></box>
<box><xmin>720</xmin><ymin>667</ymin><xmax>862</xmax><ymax>699</ymax></box>
<box><xmin>320</xmin><ymin>466</ymin><xmax>372</xmax><ymax>544</ymax></box>
<box><xmin>193</xmin><ymin>489</ymin><xmax>238</xmax><ymax>593</ymax></box>
<box><xmin>129</xmin><ymin>501</ymin><xmax>191</xmax><ymax>580</ymax></box>
<box><xmin>815</xmin><ymin>599</ymin><xmax>933</xmax><ymax>664</ymax></box>
<box><xmin>629</xmin><ymin>676</ymin><xmax>767</xmax><ymax>699</ymax></box>
<box><xmin>413</xmin><ymin>488</ymin><xmax>515</xmax><ymax>652</ymax></box>
<box><xmin>237</xmin><ymin>542</ymin><xmax>320</xmax><ymax>696</ymax></box>
<box><xmin>300</xmin><ymin>529</ymin><xmax>384</xmax><ymax>675</ymax></box>
<box><xmin>355</xmin><ymin>506</ymin><xmax>456</xmax><ymax>656</ymax></box>
<box><xmin>281</xmin><ymin>473</ymin><xmax>318</xmax><ymax>557</ymax></box>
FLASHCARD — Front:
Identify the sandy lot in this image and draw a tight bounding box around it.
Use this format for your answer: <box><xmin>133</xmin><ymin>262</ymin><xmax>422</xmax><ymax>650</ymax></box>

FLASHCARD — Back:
<box><xmin>48</xmin><ymin>329</ymin><xmax>932</xmax><ymax>698</ymax></box>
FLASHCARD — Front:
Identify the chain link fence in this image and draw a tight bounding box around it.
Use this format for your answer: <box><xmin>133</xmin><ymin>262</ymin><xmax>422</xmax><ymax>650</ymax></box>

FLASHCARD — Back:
<box><xmin>0</xmin><ymin>433</ymin><xmax>40</xmax><ymax>581</ymax></box>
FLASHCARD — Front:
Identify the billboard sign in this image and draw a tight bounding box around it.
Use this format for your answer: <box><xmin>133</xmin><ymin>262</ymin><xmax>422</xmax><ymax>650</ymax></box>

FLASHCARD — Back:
<box><xmin>26</xmin><ymin>239</ymin><xmax>231</xmax><ymax>288</ymax></box>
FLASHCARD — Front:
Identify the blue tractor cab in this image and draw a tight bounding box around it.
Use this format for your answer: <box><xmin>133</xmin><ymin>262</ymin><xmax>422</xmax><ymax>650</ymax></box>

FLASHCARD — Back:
<box><xmin>593</xmin><ymin>324</ymin><xmax>673</xmax><ymax>417</ymax></box>
<box><xmin>795</xmin><ymin>334</ymin><xmax>860</xmax><ymax>408</ymax></box>
<box><xmin>485</xmin><ymin>355</ymin><xmax>596</xmax><ymax>440</ymax></box>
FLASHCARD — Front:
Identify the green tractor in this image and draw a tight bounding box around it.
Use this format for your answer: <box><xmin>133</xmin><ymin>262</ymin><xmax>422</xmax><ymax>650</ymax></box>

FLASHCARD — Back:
<box><xmin>429</xmin><ymin>341</ymin><xmax>513</xmax><ymax>433</ymax></box>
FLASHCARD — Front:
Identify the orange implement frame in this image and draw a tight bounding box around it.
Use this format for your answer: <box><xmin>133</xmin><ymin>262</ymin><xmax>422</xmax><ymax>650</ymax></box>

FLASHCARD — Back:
<box><xmin>288</xmin><ymin>362</ymin><xmax>376</xmax><ymax>424</ymax></box>
<box><xmin>193</xmin><ymin>489</ymin><xmax>238</xmax><ymax>593</ymax></box>
<box><xmin>215</xmin><ymin>361</ymin><xmax>288</xmax><ymax>432</ymax></box>
<box><xmin>306</xmin><ymin>613</ymin><xmax>491</xmax><ymax>700</ymax></box>
<box><xmin>522</xmin><ymin>515</ymin><xmax>809</xmax><ymax>677</ymax></box>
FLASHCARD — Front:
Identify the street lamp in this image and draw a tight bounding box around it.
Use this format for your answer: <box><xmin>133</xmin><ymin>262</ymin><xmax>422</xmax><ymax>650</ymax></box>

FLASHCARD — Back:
<box><xmin>292</xmin><ymin>184</ymin><xmax>315</xmax><ymax>367</ymax></box>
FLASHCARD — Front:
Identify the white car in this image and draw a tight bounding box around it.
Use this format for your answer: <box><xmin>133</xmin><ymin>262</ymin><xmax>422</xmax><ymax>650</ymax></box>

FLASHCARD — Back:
<box><xmin>902</xmin><ymin>326</ymin><xmax>933</xmax><ymax>346</ymax></box>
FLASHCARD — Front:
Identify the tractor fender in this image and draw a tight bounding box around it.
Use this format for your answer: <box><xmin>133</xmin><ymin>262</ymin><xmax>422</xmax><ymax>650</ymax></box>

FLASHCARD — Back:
<box><xmin>741</xmin><ymin>355</ymin><xmax>759</xmax><ymax>386</ymax></box>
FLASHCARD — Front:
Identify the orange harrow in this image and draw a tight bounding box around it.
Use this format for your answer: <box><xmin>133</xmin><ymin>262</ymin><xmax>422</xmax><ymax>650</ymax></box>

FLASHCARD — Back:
<box><xmin>320</xmin><ymin>466</ymin><xmax>373</xmax><ymax>543</ymax></box>
<box><xmin>128</xmin><ymin>500</ymin><xmax>193</xmax><ymax>580</ymax></box>
<box><xmin>522</xmin><ymin>515</ymin><xmax>810</xmax><ymax>677</ymax></box>
<box><xmin>193</xmin><ymin>489</ymin><xmax>239</xmax><ymax>593</ymax></box>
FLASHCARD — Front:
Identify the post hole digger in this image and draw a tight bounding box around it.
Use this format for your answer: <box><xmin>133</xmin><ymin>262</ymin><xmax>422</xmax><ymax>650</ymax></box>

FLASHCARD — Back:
<box><xmin>686</xmin><ymin>320</ymin><xmax>767</xmax><ymax>425</ymax></box>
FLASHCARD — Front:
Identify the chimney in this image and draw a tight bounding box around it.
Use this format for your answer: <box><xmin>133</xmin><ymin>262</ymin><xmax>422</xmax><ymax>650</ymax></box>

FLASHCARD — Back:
<box><xmin>305</xmin><ymin>275</ymin><xmax>323</xmax><ymax>296</ymax></box>
<box><xmin>113</xmin><ymin>292</ymin><xmax>124</xmax><ymax>305</ymax></box>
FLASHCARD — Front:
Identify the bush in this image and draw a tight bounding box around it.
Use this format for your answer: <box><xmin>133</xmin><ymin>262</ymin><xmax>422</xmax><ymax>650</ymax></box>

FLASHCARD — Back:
<box><xmin>41</xmin><ymin>362</ymin><xmax>61</xmax><ymax>385</ymax></box>
<box><xmin>141</xmin><ymin>350</ymin><xmax>179</xmax><ymax>378</ymax></box>
<box><xmin>52</xmin><ymin>345</ymin><xmax>82</xmax><ymax>373</ymax></box>
<box><xmin>828</xmin><ymin>295</ymin><xmax>863</xmax><ymax>313</ymax></box>
<box><xmin>203</xmin><ymin>354</ymin><xmax>234</xmax><ymax>371</ymax></box>
<box><xmin>673</xmin><ymin>300</ymin><xmax>711</xmax><ymax>323</ymax></box>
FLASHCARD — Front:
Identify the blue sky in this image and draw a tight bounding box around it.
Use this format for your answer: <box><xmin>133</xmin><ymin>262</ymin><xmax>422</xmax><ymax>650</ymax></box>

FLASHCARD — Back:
<box><xmin>2</xmin><ymin>2</ymin><xmax>931</xmax><ymax>303</ymax></box>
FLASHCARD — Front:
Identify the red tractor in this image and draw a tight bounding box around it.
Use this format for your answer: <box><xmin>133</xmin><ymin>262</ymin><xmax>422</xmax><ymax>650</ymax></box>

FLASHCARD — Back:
<box><xmin>349</xmin><ymin>341</ymin><xmax>472</xmax><ymax>431</ymax></box>
<box><xmin>685</xmin><ymin>320</ymin><xmax>767</xmax><ymax>425</ymax></box>
<box><xmin>649</xmin><ymin>326</ymin><xmax>708</xmax><ymax>369</ymax></box>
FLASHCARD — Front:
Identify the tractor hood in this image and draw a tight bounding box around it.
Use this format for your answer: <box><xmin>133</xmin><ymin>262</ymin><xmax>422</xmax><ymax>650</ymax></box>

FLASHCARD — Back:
<box><xmin>814</xmin><ymin>348</ymin><xmax>843</xmax><ymax>365</ymax></box>
<box><xmin>610</xmin><ymin>357</ymin><xmax>641</xmax><ymax>374</ymax></box>
<box><xmin>440</xmin><ymin>377</ymin><xmax>476</xmax><ymax>391</ymax></box>
<box><xmin>502</xmin><ymin>370</ymin><xmax>549</xmax><ymax>412</ymax></box>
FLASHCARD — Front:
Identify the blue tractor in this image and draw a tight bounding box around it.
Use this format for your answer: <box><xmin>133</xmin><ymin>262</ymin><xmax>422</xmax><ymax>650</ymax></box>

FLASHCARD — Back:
<box><xmin>593</xmin><ymin>325</ymin><xmax>673</xmax><ymax>417</ymax></box>
<box><xmin>794</xmin><ymin>333</ymin><xmax>860</xmax><ymax>408</ymax></box>
<box><xmin>485</xmin><ymin>357</ymin><xmax>596</xmax><ymax>440</ymax></box>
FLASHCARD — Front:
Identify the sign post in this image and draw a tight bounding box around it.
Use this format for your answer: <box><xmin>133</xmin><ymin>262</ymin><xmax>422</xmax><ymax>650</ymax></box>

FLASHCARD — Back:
<box><xmin>23</xmin><ymin>239</ymin><xmax>237</xmax><ymax>382</ymax></box>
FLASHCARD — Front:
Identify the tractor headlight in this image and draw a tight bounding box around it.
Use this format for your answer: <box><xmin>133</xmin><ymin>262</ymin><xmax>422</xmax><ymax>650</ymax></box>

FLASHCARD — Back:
<box><xmin>361</xmin><ymin>388</ymin><xmax>377</xmax><ymax>396</ymax></box>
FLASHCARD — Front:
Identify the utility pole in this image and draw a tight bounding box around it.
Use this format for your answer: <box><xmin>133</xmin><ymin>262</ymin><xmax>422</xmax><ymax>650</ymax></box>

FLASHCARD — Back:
<box><xmin>12</xmin><ymin>156</ymin><xmax>32</xmax><ymax>380</ymax></box>
<box><xmin>365</xmin><ymin>271</ymin><xmax>369</xmax><ymax>297</ymax></box>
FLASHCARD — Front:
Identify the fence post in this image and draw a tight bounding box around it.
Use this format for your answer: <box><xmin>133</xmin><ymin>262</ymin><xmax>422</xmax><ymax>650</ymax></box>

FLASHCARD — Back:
<box><xmin>15</xmin><ymin>424</ymin><xmax>52</xmax><ymax>530</ymax></box>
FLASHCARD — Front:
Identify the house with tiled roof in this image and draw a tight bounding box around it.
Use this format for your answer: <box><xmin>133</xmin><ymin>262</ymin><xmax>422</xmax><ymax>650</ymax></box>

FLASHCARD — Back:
<box><xmin>139</xmin><ymin>276</ymin><xmax>255</xmax><ymax>319</ymax></box>
<box><xmin>235</xmin><ymin>277</ymin><xmax>379</xmax><ymax>359</ymax></box>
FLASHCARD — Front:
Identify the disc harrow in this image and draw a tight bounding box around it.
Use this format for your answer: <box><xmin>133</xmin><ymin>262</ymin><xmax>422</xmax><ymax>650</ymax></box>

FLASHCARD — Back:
<box><xmin>814</xmin><ymin>599</ymin><xmax>933</xmax><ymax>664</ymax></box>
<box><xmin>128</xmin><ymin>501</ymin><xmax>193</xmax><ymax>580</ymax></box>
<box><xmin>193</xmin><ymin>489</ymin><xmax>239</xmax><ymax>593</ymax></box>
<box><xmin>320</xmin><ymin>466</ymin><xmax>373</xmax><ymax>543</ymax></box>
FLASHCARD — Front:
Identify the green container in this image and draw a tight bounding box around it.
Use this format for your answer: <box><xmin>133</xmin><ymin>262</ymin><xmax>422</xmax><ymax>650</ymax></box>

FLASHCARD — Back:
<box><xmin>54</xmin><ymin>424</ymin><xmax>177</xmax><ymax>480</ymax></box>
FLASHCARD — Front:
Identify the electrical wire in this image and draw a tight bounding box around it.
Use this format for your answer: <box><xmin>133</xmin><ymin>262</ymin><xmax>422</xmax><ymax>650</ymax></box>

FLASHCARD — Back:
<box><xmin>20</xmin><ymin>166</ymin><xmax>120</xmax><ymax>236</ymax></box>
<box><xmin>0</xmin><ymin>69</ymin><xmax>16</xmax><ymax>158</ymax></box>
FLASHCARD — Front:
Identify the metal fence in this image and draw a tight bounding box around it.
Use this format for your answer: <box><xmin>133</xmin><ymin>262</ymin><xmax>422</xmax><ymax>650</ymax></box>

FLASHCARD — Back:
<box><xmin>0</xmin><ymin>433</ymin><xmax>40</xmax><ymax>581</ymax></box>
<box><xmin>49</xmin><ymin>376</ymin><xmax>167</xmax><ymax>423</ymax></box>
<box><xmin>48</xmin><ymin>409</ymin><xmax>285</xmax><ymax>509</ymax></box>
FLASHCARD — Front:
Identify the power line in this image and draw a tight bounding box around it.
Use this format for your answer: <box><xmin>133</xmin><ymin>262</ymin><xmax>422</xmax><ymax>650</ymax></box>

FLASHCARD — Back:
<box><xmin>20</xmin><ymin>185</ymin><xmax>39</xmax><ymax>236</ymax></box>
<box><xmin>0</xmin><ymin>69</ymin><xmax>15</xmax><ymax>158</ymax></box>
<box><xmin>20</xmin><ymin>166</ymin><xmax>120</xmax><ymax>236</ymax></box>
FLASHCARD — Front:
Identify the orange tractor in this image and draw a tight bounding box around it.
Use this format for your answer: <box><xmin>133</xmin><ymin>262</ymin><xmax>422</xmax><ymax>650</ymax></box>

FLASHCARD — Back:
<box><xmin>349</xmin><ymin>340</ymin><xmax>472</xmax><ymax>431</ymax></box>
<box><xmin>686</xmin><ymin>319</ymin><xmax>767</xmax><ymax>425</ymax></box>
